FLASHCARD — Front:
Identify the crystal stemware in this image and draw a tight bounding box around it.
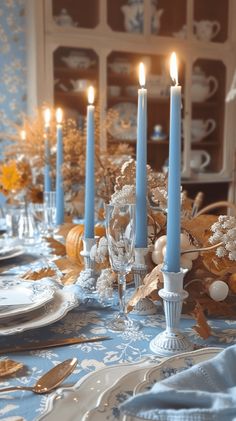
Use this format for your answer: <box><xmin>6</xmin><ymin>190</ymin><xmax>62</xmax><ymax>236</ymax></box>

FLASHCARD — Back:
<box><xmin>105</xmin><ymin>203</ymin><xmax>140</xmax><ymax>331</ymax></box>
<box><xmin>44</xmin><ymin>191</ymin><xmax>57</xmax><ymax>236</ymax></box>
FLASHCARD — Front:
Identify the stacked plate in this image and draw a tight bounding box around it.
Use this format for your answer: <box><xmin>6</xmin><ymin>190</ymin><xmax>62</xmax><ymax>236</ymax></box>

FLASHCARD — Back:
<box><xmin>0</xmin><ymin>244</ymin><xmax>25</xmax><ymax>261</ymax></box>
<box><xmin>0</xmin><ymin>279</ymin><xmax>78</xmax><ymax>335</ymax></box>
<box><xmin>39</xmin><ymin>347</ymin><xmax>222</xmax><ymax>421</ymax></box>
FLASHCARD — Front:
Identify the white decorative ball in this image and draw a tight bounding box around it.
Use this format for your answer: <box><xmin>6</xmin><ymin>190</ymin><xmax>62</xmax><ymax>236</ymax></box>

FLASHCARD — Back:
<box><xmin>208</xmin><ymin>280</ymin><xmax>229</xmax><ymax>302</ymax></box>
<box><xmin>154</xmin><ymin>235</ymin><xmax>167</xmax><ymax>250</ymax></box>
<box><xmin>180</xmin><ymin>256</ymin><xmax>193</xmax><ymax>271</ymax></box>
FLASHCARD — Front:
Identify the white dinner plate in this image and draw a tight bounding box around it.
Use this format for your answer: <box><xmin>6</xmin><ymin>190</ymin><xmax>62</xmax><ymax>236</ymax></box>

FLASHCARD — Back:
<box><xmin>38</xmin><ymin>347</ymin><xmax>222</xmax><ymax>421</ymax></box>
<box><xmin>0</xmin><ymin>279</ymin><xmax>55</xmax><ymax>319</ymax></box>
<box><xmin>0</xmin><ymin>246</ymin><xmax>24</xmax><ymax>260</ymax></box>
<box><xmin>38</xmin><ymin>357</ymin><xmax>161</xmax><ymax>421</ymax></box>
<box><xmin>0</xmin><ymin>288</ymin><xmax>78</xmax><ymax>335</ymax></box>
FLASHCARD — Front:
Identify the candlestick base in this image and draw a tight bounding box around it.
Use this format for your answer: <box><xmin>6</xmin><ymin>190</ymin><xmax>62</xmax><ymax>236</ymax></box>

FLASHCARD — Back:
<box><xmin>76</xmin><ymin>237</ymin><xmax>97</xmax><ymax>293</ymax></box>
<box><xmin>149</xmin><ymin>269</ymin><xmax>194</xmax><ymax>357</ymax></box>
<box><xmin>132</xmin><ymin>248</ymin><xmax>157</xmax><ymax>315</ymax></box>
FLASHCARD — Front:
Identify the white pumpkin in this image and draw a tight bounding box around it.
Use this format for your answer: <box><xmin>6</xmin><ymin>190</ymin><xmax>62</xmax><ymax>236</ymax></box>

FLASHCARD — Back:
<box><xmin>152</xmin><ymin>233</ymin><xmax>199</xmax><ymax>270</ymax></box>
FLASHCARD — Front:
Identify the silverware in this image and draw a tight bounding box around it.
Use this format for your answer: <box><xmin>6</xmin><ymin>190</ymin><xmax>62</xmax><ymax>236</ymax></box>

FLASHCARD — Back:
<box><xmin>0</xmin><ymin>336</ymin><xmax>111</xmax><ymax>354</ymax></box>
<box><xmin>0</xmin><ymin>358</ymin><xmax>78</xmax><ymax>394</ymax></box>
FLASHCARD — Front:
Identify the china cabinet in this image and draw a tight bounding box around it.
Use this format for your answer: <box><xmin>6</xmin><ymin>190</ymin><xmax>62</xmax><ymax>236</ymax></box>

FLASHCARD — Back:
<box><xmin>26</xmin><ymin>0</ymin><xmax>236</xmax><ymax>205</ymax></box>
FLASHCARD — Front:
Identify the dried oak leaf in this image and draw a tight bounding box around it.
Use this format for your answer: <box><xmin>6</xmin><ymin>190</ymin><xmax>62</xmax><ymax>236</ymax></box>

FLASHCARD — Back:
<box><xmin>44</xmin><ymin>237</ymin><xmax>66</xmax><ymax>256</ymax></box>
<box><xmin>54</xmin><ymin>257</ymin><xmax>83</xmax><ymax>284</ymax></box>
<box><xmin>202</xmin><ymin>250</ymin><xmax>236</xmax><ymax>277</ymax></box>
<box><xmin>181</xmin><ymin>215</ymin><xmax>218</xmax><ymax>246</ymax></box>
<box><xmin>197</xmin><ymin>296</ymin><xmax>235</xmax><ymax>317</ymax></box>
<box><xmin>22</xmin><ymin>267</ymin><xmax>56</xmax><ymax>281</ymax></box>
<box><xmin>192</xmin><ymin>302</ymin><xmax>212</xmax><ymax>339</ymax></box>
<box><xmin>127</xmin><ymin>264</ymin><xmax>163</xmax><ymax>312</ymax></box>
<box><xmin>0</xmin><ymin>359</ymin><xmax>24</xmax><ymax>377</ymax></box>
<box><xmin>228</xmin><ymin>273</ymin><xmax>236</xmax><ymax>293</ymax></box>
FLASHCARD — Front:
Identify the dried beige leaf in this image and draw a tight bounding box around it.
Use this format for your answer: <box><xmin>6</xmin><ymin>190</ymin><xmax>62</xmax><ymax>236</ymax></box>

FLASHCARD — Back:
<box><xmin>44</xmin><ymin>237</ymin><xmax>66</xmax><ymax>256</ymax></box>
<box><xmin>22</xmin><ymin>267</ymin><xmax>56</xmax><ymax>281</ymax></box>
<box><xmin>0</xmin><ymin>359</ymin><xmax>24</xmax><ymax>377</ymax></box>
<box><xmin>192</xmin><ymin>302</ymin><xmax>211</xmax><ymax>339</ymax></box>
<box><xmin>127</xmin><ymin>265</ymin><xmax>163</xmax><ymax>312</ymax></box>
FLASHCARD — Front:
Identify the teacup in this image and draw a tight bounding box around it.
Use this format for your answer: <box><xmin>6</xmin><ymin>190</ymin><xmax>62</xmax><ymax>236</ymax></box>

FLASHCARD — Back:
<box><xmin>191</xmin><ymin>119</ymin><xmax>216</xmax><ymax>142</ymax></box>
<box><xmin>70</xmin><ymin>79</ymin><xmax>90</xmax><ymax>92</ymax></box>
<box><xmin>194</xmin><ymin>20</ymin><xmax>221</xmax><ymax>42</ymax></box>
<box><xmin>190</xmin><ymin>150</ymin><xmax>211</xmax><ymax>172</ymax></box>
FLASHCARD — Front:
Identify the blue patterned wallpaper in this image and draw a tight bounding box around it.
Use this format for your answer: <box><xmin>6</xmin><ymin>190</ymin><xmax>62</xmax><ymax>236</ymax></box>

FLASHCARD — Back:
<box><xmin>0</xmin><ymin>0</ymin><xmax>26</xmax><ymax>137</ymax></box>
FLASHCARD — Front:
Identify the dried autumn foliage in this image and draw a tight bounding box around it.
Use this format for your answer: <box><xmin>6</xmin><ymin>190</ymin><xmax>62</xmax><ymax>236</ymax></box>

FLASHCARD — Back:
<box><xmin>44</xmin><ymin>237</ymin><xmax>66</xmax><ymax>256</ymax></box>
<box><xmin>192</xmin><ymin>302</ymin><xmax>212</xmax><ymax>339</ymax></box>
<box><xmin>0</xmin><ymin>359</ymin><xmax>24</xmax><ymax>377</ymax></box>
<box><xmin>127</xmin><ymin>264</ymin><xmax>163</xmax><ymax>312</ymax></box>
<box><xmin>181</xmin><ymin>214</ymin><xmax>218</xmax><ymax>246</ymax></box>
<box><xmin>22</xmin><ymin>267</ymin><xmax>57</xmax><ymax>281</ymax></box>
<box><xmin>54</xmin><ymin>257</ymin><xmax>83</xmax><ymax>285</ymax></box>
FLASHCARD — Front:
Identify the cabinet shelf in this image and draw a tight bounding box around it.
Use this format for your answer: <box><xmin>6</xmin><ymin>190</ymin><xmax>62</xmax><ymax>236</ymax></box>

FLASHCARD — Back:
<box><xmin>55</xmin><ymin>67</ymin><xmax>97</xmax><ymax>78</ymax></box>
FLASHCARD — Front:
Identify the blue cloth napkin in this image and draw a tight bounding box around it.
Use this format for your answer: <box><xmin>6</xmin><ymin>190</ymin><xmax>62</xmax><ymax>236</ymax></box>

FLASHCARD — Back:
<box><xmin>120</xmin><ymin>346</ymin><xmax>236</xmax><ymax>421</ymax></box>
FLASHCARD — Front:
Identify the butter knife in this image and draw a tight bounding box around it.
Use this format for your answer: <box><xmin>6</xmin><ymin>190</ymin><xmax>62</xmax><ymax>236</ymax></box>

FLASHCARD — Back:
<box><xmin>0</xmin><ymin>336</ymin><xmax>111</xmax><ymax>354</ymax></box>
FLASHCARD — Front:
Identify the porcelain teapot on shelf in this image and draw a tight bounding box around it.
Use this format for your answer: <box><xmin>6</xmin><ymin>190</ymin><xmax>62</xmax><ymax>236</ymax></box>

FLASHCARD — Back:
<box><xmin>121</xmin><ymin>0</ymin><xmax>163</xmax><ymax>34</ymax></box>
<box><xmin>191</xmin><ymin>66</ymin><xmax>218</xmax><ymax>102</ymax></box>
<box><xmin>54</xmin><ymin>8</ymin><xmax>78</xmax><ymax>27</ymax></box>
<box><xmin>61</xmin><ymin>51</ymin><xmax>96</xmax><ymax>69</ymax></box>
<box><xmin>194</xmin><ymin>20</ymin><xmax>221</xmax><ymax>42</ymax></box>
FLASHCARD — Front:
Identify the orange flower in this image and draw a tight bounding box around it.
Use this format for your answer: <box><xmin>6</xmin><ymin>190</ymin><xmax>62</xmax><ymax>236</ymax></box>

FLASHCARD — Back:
<box><xmin>0</xmin><ymin>161</ymin><xmax>21</xmax><ymax>193</ymax></box>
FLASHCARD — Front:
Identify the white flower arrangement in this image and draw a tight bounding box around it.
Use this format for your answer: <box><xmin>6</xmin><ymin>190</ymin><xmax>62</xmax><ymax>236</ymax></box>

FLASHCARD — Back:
<box><xmin>90</xmin><ymin>236</ymin><xmax>108</xmax><ymax>263</ymax></box>
<box><xmin>96</xmin><ymin>268</ymin><xmax>116</xmax><ymax>301</ymax></box>
<box><xmin>209</xmin><ymin>215</ymin><xmax>236</xmax><ymax>260</ymax></box>
<box><xmin>110</xmin><ymin>184</ymin><xmax>135</xmax><ymax>206</ymax></box>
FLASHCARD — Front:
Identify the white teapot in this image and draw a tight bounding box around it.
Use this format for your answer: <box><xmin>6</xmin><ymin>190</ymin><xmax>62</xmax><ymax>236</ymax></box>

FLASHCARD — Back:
<box><xmin>191</xmin><ymin>119</ymin><xmax>216</xmax><ymax>143</ymax></box>
<box><xmin>61</xmin><ymin>51</ymin><xmax>95</xmax><ymax>69</ymax></box>
<box><xmin>190</xmin><ymin>150</ymin><xmax>211</xmax><ymax>172</ymax></box>
<box><xmin>121</xmin><ymin>0</ymin><xmax>163</xmax><ymax>34</ymax></box>
<box><xmin>191</xmin><ymin>66</ymin><xmax>218</xmax><ymax>102</ymax></box>
<box><xmin>194</xmin><ymin>20</ymin><xmax>221</xmax><ymax>42</ymax></box>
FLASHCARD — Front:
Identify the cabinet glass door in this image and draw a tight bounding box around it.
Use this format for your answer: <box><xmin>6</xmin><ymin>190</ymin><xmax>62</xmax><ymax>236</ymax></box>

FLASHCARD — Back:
<box><xmin>53</xmin><ymin>46</ymin><xmax>99</xmax><ymax>126</ymax></box>
<box><xmin>107</xmin><ymin>50</ymin><xmax>185</xmax><ymax>172</ymax></box>
<box><xmin>190</xmin><ymin>58</ymin><xmax>226</xmax><ymax>174</ymax></box>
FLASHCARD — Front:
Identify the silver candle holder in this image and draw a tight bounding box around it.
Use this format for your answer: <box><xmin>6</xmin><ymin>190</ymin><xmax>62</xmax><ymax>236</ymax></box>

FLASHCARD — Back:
<box><xmin>132</xmin><ymin>248</ymin><xmax>157</xmax><ymax>315</ymax></box>
<box><xmin>76</xmin><ymin>237</ymin><xmax>97</xmax><ymax>293</ymax></box>
<box><xmin>149</xmin><ymin>269</ymin><xmax>194</xmax><ymax>357</ymax></box>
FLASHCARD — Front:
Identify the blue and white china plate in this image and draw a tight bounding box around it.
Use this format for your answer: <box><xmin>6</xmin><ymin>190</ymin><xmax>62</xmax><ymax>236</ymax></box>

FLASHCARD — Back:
<box><xmin>38</xmin><ymin>347</ymin><xmax>222</xmax><ymax>421</ymax></box>
<box><xmin>38</xmin><ymin>357</ymin><xmax>160</xmax><ymax>421</ymax></box>
<box><xmin>0</xmin><ymin>288</ymin><xmax>78</xmax><ymax>335</ymax></box>
<box><xmin>107</xmin><ymin>102</ymin><xmax>137</xmax><ymax>141</ymax></box>
<box><xmin>0</xmin><ymin>279</ymin><xmax>55</xmax><ymax>319</ymax></box>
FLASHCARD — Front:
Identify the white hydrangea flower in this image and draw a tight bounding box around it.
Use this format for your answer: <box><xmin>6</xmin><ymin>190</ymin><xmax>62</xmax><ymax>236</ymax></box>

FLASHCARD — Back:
<box><xmin>110</xmin><ymin>184</ymin><xmax>135</xmax><ymax>206</ymax></box>
<box><xmin>210</xmin><ymin>215</ymin><xmax>236</xmax><ymax>261</ymax></box>
<box><xmin>96</xmin><ymin>268</ymin><xmax>115</xmax><ymax>300</ymax></box>
<box><xmin>90</xmin><ymin>236</ymin><xmax>108</xmax><ymax>263</ymax></box>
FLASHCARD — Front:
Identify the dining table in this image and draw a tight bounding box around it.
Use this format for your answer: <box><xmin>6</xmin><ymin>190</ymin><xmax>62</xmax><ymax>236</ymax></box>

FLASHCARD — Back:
<box><xmin>0</xmin><ymin>238</ymin><xmax>235</xmax><ymax>421</ymax></box>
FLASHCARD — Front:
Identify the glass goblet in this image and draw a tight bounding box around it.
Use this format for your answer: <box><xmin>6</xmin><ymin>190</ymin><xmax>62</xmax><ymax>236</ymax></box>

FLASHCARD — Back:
<box><xmin>106</xmin><ymin>203</ymin><xmax>139</xmax><ymax>332</ymax></box>
<box><xmin>44</xmin><ymin>191</ymin><xmax>57</xmax><ymax>236</ymax></box>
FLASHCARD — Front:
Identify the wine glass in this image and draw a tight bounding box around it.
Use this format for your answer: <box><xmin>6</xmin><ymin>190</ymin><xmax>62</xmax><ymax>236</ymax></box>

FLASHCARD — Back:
<box><xmin>44</xmin><ymin>191</ymin><xmax>57</xmax><ymax>236</ymax></box>
<box><xmin>105</xmin><ymin>203</ymin><xmax>139</xmax><ymax>331</ymax></box>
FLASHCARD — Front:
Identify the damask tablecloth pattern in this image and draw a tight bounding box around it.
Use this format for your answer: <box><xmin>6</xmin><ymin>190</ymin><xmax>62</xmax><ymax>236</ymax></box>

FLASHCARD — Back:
<box><xmin>0</xmin><ymin>294</ymin><xmax>235</xmax><ymax>421</ymax></box>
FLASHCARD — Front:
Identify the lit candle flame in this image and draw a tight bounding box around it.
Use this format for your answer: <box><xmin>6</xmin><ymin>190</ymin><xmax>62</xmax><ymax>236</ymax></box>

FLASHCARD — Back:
<box><xmin>44</xmin><ymin>108</ymin><xmax>51</xmax><ymax>127</ymax></box>
<box><xmin>56</xmin><ymin>108</ymin><xmax>63</xmax><ymax>124</ymax></box>
<box><xmin>139</xmin><ymin>62</ymin><xmax>146</xmax><ymax>87</ymax></box>
<box><xmin>170</xmin><ymin>52</ymin><xmax>178</xmax><ymax>85</ymax></box>
<box><xmin>20</xmin><ymin>130</ymin><xmax>26</xmax><ymax>141</ymax></box>
<box><xmin>88</xmin><ymin>86</ymin><xmax>95</xmax><ymax>105</ymax></box>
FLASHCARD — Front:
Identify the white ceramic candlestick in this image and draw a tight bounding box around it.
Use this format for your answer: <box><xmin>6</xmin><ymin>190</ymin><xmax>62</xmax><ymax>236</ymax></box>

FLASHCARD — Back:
<box><xmin>132</xmin><ymin>248</ymin><xmax>157</xmax><ymax>315</ymax></box>
<box><xmin>149</xmin><ymin>269</ymin><xmax>194</xmax><ymax>356</ymax></box>
<box><xmin>76</xmin><ymin>237</ymin><xmax>97</xmax><ymax>292</ymax></box>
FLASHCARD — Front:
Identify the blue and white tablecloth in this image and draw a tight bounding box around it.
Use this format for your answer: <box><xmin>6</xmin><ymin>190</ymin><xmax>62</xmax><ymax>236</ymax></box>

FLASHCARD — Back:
<box><xmin>0</xmin><ymin>250</ymin><xmax>236</xmax><ymax>421</ymax></box>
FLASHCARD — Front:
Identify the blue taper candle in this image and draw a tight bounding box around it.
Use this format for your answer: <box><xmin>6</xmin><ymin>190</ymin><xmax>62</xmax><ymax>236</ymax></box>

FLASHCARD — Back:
<box><xmin>44</xmin><ymin>108</ymin><xmax>52</xmax><ymax>192</ymax></box>
<box><xmin>164</xmin><ymin>52</ymin><xmax>181</xmax><ymax>273</ymax></box>
<box><xmin>135</xmin><ymin>63</ymin><xmax>147</xmax><ymax>248</ymax></box>
<box><xmin>55</xmin><ymin>108</ymin><xmax>64</xmax><ymax>225</ymax></box>
<box><xmin>84</xmin><ymin>86</ymin><xmax>95</xmax><ymax>239</ymax></box>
